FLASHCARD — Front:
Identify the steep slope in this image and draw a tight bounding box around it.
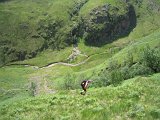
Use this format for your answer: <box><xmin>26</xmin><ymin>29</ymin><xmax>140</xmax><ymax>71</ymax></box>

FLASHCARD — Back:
<box><xmin>0</xmin><ymin>0</ymin><xmax>159</xmax><ymax>91</ymax></box>
<box><xmin>0</xmin><ymin>29</ymin><xmax>159</xmax><ymax>103</ymax></box>
<box><xmin>0</xmin><ymin>0</ymin><xmax>143</xmax><ymax>66</ymax></box>
<box><xmin>0</xmin><ymin>0</ymin><xmax>88</xmax><ymax>65</ymax></box>
<box><xmin>78</xmin><ymin>1</ymin><xmax>136</xmax><ymax>46</ymax></box>
<box><xmin>0</xmin><ymin>0</ymin><xmax>160</xmax><ymax>119</ymax></box>
<box><xmin>0</xmin><ymin>74</ymin><xmax>160</xmax><ymax>120</ymax></box>
<box><xmin>1</xmin><ymin>0</ymin><xmax>159</xmax><ymax>67</ymax></box>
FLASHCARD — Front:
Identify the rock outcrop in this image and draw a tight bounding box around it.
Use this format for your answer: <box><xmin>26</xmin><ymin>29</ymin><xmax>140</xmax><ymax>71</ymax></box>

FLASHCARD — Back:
<box><xmin>80</xmin><ymin>4</ymin><xmax>137</xmax><ymax>46</ymax></box>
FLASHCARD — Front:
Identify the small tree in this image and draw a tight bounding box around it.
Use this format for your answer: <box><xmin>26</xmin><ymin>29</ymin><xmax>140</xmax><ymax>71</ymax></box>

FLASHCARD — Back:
<box><xmin>108</xmin><ymin>59</ymin><xmax>119</xmax><ymax>71</ymax></box>
<box><xmin>93</xmin><ymin>71</ymin><xmax>110</xmax><ymax>87</ymax></box>
<box><xmin>141</xmin><ymin>46</ymin><xmax>160</xmax><ymax>72</ymax></box>
<box><xmin>109</xmin><ymin>70</ymin><xmax>124</xmax><ymax>86</ymax></box>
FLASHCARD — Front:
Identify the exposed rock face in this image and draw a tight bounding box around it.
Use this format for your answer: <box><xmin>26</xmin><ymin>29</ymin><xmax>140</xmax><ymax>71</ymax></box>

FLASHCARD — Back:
<box><xmin>81</xmin><ymin>4</ymin><xmax>136</xmax><ymax>46</ymax></box>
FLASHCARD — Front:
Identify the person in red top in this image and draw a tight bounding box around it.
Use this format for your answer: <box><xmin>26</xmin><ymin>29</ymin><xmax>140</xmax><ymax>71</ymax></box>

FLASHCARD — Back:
<box><xmin>81</xmin><ymin>80</ymin><xmax>92</xmax><ymax>95</ymax></box>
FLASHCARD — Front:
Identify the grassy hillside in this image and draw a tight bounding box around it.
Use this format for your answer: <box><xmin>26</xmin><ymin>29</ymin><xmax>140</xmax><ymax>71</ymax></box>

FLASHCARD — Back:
<box><xmin>0</xmin><ymin>0</ymin><xmax>89</xmax><ymax>65</ymax></box>
<box><xmin>0</xmin><ymin>73</ymin><xmax>160</xmax><ymax>120</ymax></box>
<box><xmin>3</xmin><ymin>0</ymin><xmax>158</xmax><ymax>67</ymax></box>
<box><xmin>2</xmin><ymin>0</ymin><xmax>160</xmax><ymax>66</ymax></box>
<box><xmin>0</xmin><ymin>66</ymin><xmax>36</xmax><ymax>102</ymax></box>
<box><xmin>0</xmin><ymin>28</ymin><xmax>159</xmax><ymax>103</ymax></box>
<box><xmin>0</xmin><ymin>0</ymin><xmax>160</xmax><ymax>119</ymax></box>
<box><xmin>0</xmin><ymin>0</ymin><xmax>160</xmax><ymax>98</ymax></box>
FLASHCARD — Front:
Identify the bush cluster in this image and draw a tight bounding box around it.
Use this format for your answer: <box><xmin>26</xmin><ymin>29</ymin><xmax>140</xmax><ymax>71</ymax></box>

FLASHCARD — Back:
<box><xmin>61</xmin><ymin>73</ymin><xmax>79</xmax><ymax>90</ymax></box>
<box><xmin>95</xmin><ymin>46</ymin><xmax>160</xmax><ymax>87</ymax></box>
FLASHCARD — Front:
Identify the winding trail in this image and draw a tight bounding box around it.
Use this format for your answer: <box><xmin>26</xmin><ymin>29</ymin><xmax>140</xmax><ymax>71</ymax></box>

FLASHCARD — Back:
<box><xmin>27</xmin><ymin>51</ymin><xmax>110</xmax><ymax>95</ymax></box>
<box><xmin>6</xmin><ymin>48</ymin><xmax>110</xmax><ymax>96</ymax></box>
<box><xmin>11</xmin><ymin>51</ymin><xmax>109</xmax><ymax>70</ymax></box>
<box><xmin>40</xmin><ymin>56</ymin><xmax>90</xmax><ymax>69</ymax></box>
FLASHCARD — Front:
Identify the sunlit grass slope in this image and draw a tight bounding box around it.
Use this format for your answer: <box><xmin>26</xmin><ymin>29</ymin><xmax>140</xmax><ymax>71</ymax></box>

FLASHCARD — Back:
<box><xmin>0</xmin><ymin>0</ymin><xmax>88</xmax><ymax>65</ymax></box>
<box><xmin>0</xmin><ymin>66</ymin><xmax>36</xmax><ymax>103</ymax></box>
<box><xmin>27</xmin><ymin>29</ymin><xmax>159</xmax><ymax>91</ymax></box>
<box><xmin>1</xmin><ymin>29</ymin><xmax>159</xmax><ymax>98</ymax></box>
<box><xmin>8</xmin><ymin>0</ymin><xmax>160</xmax><ymax>67</ymax></box>
<box><xmin>12</xmin><ymin>47</ymin><xmax>73</xmax><ymax>67</ymax></box>
<box><xmin>79</xmin><ymin>0</ymin><xmax>116</xmax><ymax>15</ymax></box>
<box><xmin>0</xmin><ymin>1</ymin><xmax>160</xmax><ymax>119</ymax></box>
<box><xmin>0</xmin><ymin>73</ymin><xmax>160</xmax><ymax>120</ymax></box>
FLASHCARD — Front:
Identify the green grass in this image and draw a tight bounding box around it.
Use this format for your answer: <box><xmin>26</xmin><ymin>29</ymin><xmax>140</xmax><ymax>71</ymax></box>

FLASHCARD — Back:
<box><xmin>0</xmin><ymin>66</ymin><xmax>35</xmax><ymax>102</ymax></box>
<box><xmin>71</xmin><ymin>51</ymin><xmax>111</xmax><ymax>72</ymax></box>
<box><xmin>4</xmin><ymin>28</ymin><xmax>159</xmax><ymax>93</ymax></box>
<box><xmin>11</xmin><ymin>47</ymin><xmax>72</xmax><ymax>67</ymax></box>
<box><xmin>1</xmin><ymin>0</ymin><xmax>160</xmax><ymax>67</ymax></box>
<box><xmin>79</xmin><ymin>0</ymin><xmax>116</xmax><ymax>15</ymax></box>
<box><xmin>0</xmin><ymin>73</ymin><xmax>160</xmax><ymax>120</ymax></box>
<box><xmin>0</xmin><ymin>1</ymin><xmax>160</xmax><ymax>119</ymax></box>
<box><xmin>0</xmin><ymin>28</ymin><xmax>159</xmax><ymax>106</ymax></box>
<box><xmin>110</xmin><ymin>29</ymin><xmax>160</xmax><ymax>65</ymax></box>
<box><xmin>0</xmin><ymin>0</ymin><xmax>88</xmax><ymax>64</ymax></box>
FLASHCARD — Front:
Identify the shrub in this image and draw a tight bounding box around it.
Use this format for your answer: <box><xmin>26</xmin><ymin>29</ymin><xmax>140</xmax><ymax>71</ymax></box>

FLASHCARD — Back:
<box><xmin>120</xmin><ymin>65</ymin><xmax>131</xmax><ymax>80</ymax></box>
<box><xmin>96</xmin><ymin>46</ymin><xmax>160</xmax><ymax>88</ymax></box>
<box><xmin>150</xmin><ymin>108</ymin><xmax>160</xmax><ymax>119</ymax></box>
<box><xmin>93</xmin><ymin>71</ymin><xmax>110</xmax><ymax>87</ymax></box>
<box><xmin>108</xmin><ymin>59</ymin><xmax>119</xmax><ymax>71</ymax></box>
<box><xmin>129</xmin><ymin>63</ymin><xmax>153</xmax><ymax>77</ymax></box>
<box><xmin>62</xmin><ymin>73</ymin><xmax>78</xmax><ymax>90</ymax></box>
<box><xmin>128</xmin><ymin>104</ymin><xmax>145</xmax><ymax>118</ymax></box>
<box><xmin>141</xmin><ymin>46</ymin><xmax>160</xmax><ymax>72</ymax></box>
<box><xmin>95</xmin><ymin>69</ymin><xmax>124</xmax><ymax>87</ymax></box>
<box><xmin>109</xmin><ymin>70</ymin><xmax>124</xmax><ymax>86</ymax></box>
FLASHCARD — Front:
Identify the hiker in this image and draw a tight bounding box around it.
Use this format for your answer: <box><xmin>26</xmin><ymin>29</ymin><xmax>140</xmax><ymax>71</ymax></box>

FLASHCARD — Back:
<box><xmin>81</xmin><ymin>80</ymin><xmax>92</xmax><ymax>95</ymax></box>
